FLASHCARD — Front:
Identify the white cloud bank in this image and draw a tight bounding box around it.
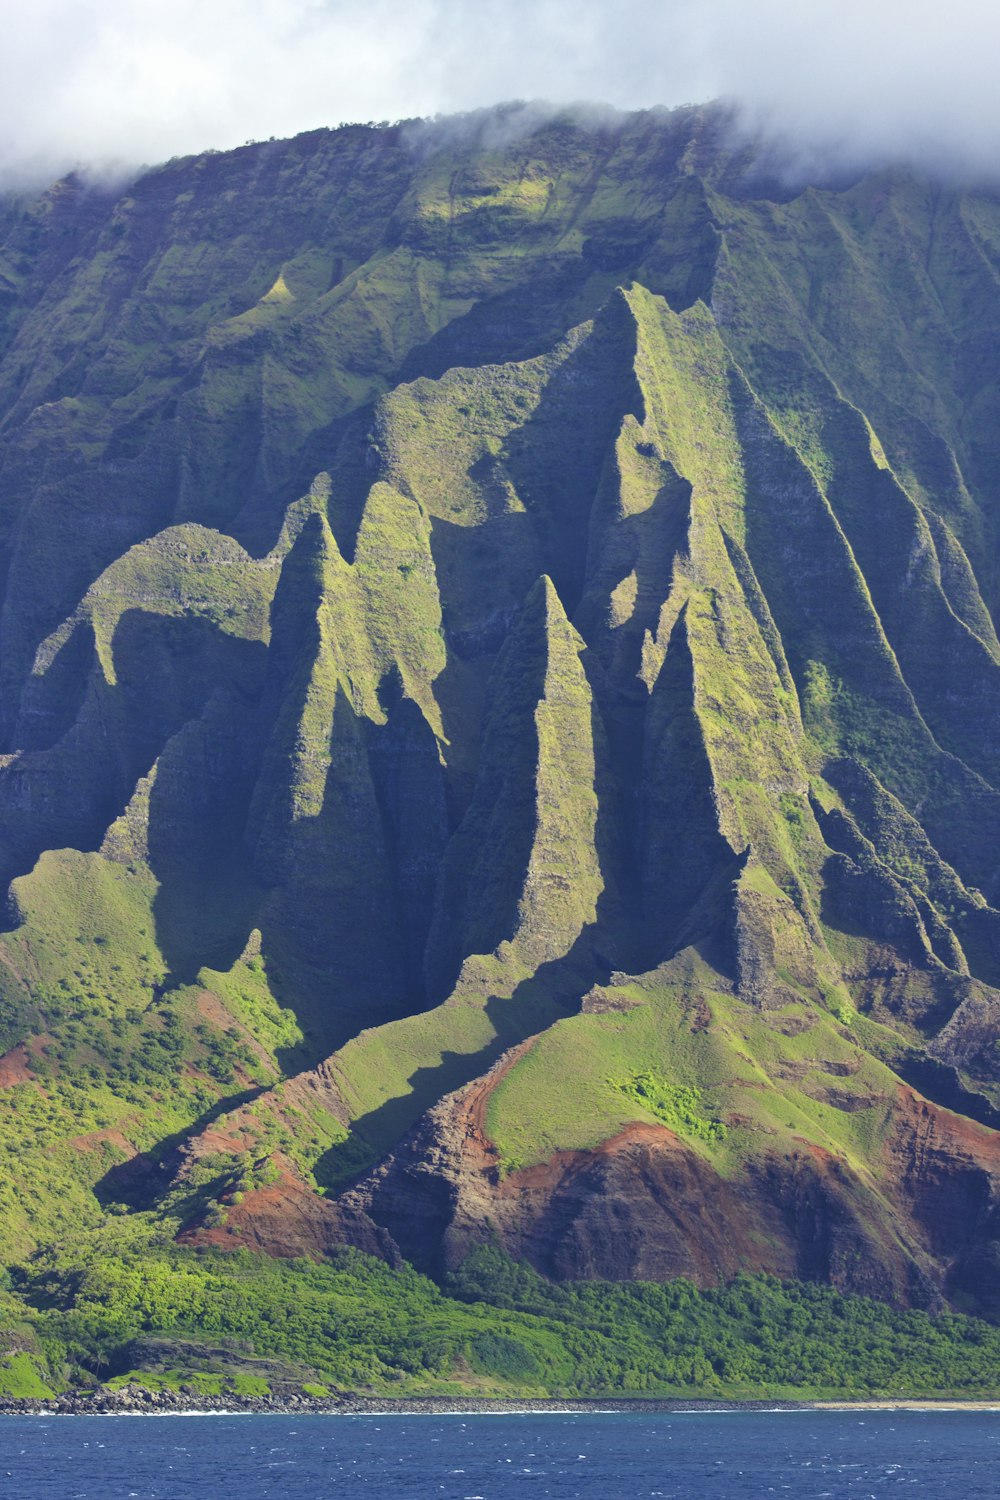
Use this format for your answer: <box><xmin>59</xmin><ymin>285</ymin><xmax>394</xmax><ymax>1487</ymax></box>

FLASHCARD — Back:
<box><xmin>0</xmin><ymin>0</ymin><xmax>996</xmax><ymax>183</ymax></box>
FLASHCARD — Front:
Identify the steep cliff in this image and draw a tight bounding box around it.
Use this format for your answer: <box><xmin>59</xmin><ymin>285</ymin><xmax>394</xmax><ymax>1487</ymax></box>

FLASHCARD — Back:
<box><xmin>3</xmin><ymin>105</ymin><xmax>1000</xmax><ymax>1329</ymax></box>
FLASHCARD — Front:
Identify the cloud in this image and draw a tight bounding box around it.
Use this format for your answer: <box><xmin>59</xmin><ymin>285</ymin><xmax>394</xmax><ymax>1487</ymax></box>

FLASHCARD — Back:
<box><xmin>0</xmin><ymin>0</ymin><xmax>997</xmax><ymax>184</ymax></box>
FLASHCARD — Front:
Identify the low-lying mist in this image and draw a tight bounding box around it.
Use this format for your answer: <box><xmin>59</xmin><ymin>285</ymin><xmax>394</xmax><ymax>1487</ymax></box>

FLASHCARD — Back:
<box><xmin>1</xmin><ymin>0</ymin><xmax>996</xmax><ymax>188</ymax></box>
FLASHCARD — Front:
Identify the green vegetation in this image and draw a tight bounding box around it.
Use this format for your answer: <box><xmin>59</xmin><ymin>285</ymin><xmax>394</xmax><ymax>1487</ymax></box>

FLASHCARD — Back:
<box><xmin>0</xmin><ymin>1352</ymin><xmax>54</xmax><ymax>1399</ymax></box>
<box><xmin>484</xmin><ymin>963</ymin><xmax>892</xmax><ymax>1178</ymax></box>
<box><xmin>610</xmin><ymin>1075</ymin><xmax>727</xmax><ymax>1144</ymax></box>
<box><xmin>5</xmin><ymin>1240</ymin><xmax>1000</xmax><ymax>1400</ymax></box>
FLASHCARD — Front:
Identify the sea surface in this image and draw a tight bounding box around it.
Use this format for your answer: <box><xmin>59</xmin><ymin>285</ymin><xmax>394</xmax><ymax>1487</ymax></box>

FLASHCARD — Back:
<box><xmin>0</xmin><ymin>1410</ymin><xmax>998</xmax><ymax>1498</ymax></box>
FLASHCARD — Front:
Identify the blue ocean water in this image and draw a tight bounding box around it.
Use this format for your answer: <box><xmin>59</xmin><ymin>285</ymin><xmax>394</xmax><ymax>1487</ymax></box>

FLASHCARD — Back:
<box><xmin>0</xmin><ymin>1410</ymin><xmax>998</xmax><ymax>1499</ymax></box>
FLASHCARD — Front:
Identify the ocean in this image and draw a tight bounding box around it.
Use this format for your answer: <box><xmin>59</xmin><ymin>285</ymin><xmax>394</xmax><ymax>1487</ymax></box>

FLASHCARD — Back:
<box><xmin>0</xmin><ymin>1410</ymin><xmax>998</xmax><ymax>1498</ymax></box>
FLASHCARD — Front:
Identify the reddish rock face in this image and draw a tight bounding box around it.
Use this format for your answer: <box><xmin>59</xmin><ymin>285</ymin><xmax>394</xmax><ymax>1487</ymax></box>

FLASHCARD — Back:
<box><xmin>167</xmin><ymin>1015</ymin><xmax>1000</xmax><ymax>1317</ymax></box>
<box><xmin>178</xmin><ymin>1159</ymin><xmax>397</xmax><ymax>1265</ymax></box>
<box><xmin>885</xmin><ymin>1087</ymin><xmax>1000</xmax><ymax>1312</ymax></box>
<box><xmin>224</xmin><ymin>1062</ymin><xmax>983</xmax><ymax>1314</ymax></box>
<box><xmin>0</xmin><ymin>1044</ymin><xmax>33</xmax><ymax>1088</ymax></box>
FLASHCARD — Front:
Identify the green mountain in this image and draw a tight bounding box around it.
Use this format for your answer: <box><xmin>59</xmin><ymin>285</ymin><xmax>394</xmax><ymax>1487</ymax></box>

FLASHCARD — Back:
<box><xmin>4</xmin><ymin>102</ymin><xmax>1000</xmax><ymax>1398</ymax></box>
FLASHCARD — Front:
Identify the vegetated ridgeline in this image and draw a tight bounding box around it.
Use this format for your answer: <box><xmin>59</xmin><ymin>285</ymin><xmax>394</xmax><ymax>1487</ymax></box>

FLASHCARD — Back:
<box><xmin>3</xmin><ymin>100</ymin><xmax>1000</xmax><ymax>1396</ymax></box>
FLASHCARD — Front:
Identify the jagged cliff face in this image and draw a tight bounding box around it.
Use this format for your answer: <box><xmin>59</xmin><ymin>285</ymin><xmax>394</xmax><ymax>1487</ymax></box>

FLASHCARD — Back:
<box><xmin>4</xmin><ymin>105</ymin><xmax>1000</xmax><ymax>1312</ymax></box>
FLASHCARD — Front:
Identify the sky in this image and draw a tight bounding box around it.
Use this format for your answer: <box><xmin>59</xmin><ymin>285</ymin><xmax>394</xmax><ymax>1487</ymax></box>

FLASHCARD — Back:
<box><xmin>0</xmin><ymin>0</ymin><xmax>994</xmax><ymax>184</ymax></box>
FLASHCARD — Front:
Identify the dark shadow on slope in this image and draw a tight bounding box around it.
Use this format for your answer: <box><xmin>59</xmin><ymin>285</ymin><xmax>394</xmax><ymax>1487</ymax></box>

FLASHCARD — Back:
<box><xmin>399</xmin><ymin>264</ymin><xmax>598</xmax><ymax>385</ymax></box>
<box><xmin>501</xmin><ymin>294</ymin><xmax>642</xmax><ymax>618</ymax></box>
<box><xmin>954</xmin><ymin>904</ymin><xmax>1000</xmax><ymax>992</ymax></box>
<box><xmin>0</xmin><ymin>609</ymin><xmax>267</xmax><ymax>921</ymax></box>
<box><xmin>893</xmin><ymin>1053</ymin><xmax>1000</xmax><ymax>1132</ymax></box>
<box><xmin>417</xmin><ymin>314</ymin><xmax>641</xmax><ymax>818</ymax></box>
<box><xmin>256</xmin><ymin>682</ymin><xmax>425</xmax><ymax>1068</ymax></box>
<box><xmin>809</xmin><ymin>389</ymin><xmax>1000</xmax><ymax>794</ymax></box>
<box><xmin>94</xmin><ymin>1083</ymin><xmax>267</xmax><ymax>1211</ymax></box>
<box><xmin>423</xmin><ymin>580</ymin><xmax>553</xmax><ymax>1004</ymax></box>
<box><xmin>424</xmin><ymin>566</ymin><xmax>629</xmax><ymax>1001</ymax></box>
<box><xmin>232</xmin><ymin>407</ymin><xmax>374</xmax><ymax>564</ymax></box>
<box><xmin>313</xmin><ymin>930</ymin><xmax>610</xmax><ymax>1195</ymax></box>
<box><xmin>426</xmin><ymin>511</ymin><xmax>540</xmax><ymax>830</ymax></box>
<box><xmin>734</xmin><ymin>367</ymin><xmax>1000</xmax><ymax>906</ymax></box>
<box><xmin>0</xmin><ymin>425</ymin><xmax>181</xmax><ymax>747</ymax></box>
<box><xmin>236</xmin><ymin>516</ymin><xmax>415</xmax><ymax>1062</ymax></box>
<box><xmin>632</xmin><ymin>175</ymin><xmax>721</xmax><ymax>311</ymax></box>
<box><xmin>609</xmin><ymin>470</ymin><xmax>693</xmax><ymax>685</ymax></box>
<box><xmin>312</xmin><ymin>584</ymin><xmax>682</xmax><ymax>1193</ymax></box>
<box><xmin>118</xmin><ymin>606</ymin><xmax>268</xmax><ymax>986</ymax></box>
<box><xmin>112</xmin><ymin>608</ymin><xmax>266</xmax><ymax>767</ymax></box>
<box><xmin>636</xmin><ymin>605</ymin><xmax>741</xmax><ymax>974</ymax></box>
<box><xmin>145</xmin><ymin>691</ymin><xmax>267</xmax><ymax>989</ymax></box>
<box><xmin>573</xmin><ymin>477</ymin><xmax>694</xmax><ymax>968</ymax></box>
<box><xmin>319</xmin><ymin>409</ymin><xmax>379</xmax><ymax>564</ymax></box>
<box><xmin>11</xmin><ymin>617</ymin><xmax>96</xmax><ymax>754</ymax></box>
<box><xmin>310</xmin><ymin>562</ymin><xmax>647</xmax><ymax>1192</ymax></box>
<box><xmin>366</xmin><ymin>671</ymin><xmax>451</xmax><ymax>989</ymax></box>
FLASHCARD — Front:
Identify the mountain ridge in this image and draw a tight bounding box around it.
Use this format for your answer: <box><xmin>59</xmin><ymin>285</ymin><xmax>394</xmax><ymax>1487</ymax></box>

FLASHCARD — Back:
<box><xmin>3</xmin><ymin>104</ymin><xmax>1000</xmax><ymax>1395</ymax></box>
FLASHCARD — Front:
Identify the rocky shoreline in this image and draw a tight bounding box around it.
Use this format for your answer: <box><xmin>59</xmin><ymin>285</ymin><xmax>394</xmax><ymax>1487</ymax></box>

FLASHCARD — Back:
<box><xmin>3</xmin><ymin>1389</ymin><xmax>997</xmax><ymax>1416</ymax></box>
<box><xmin>0</xmin><ymin>1387</ymin><xmax>813</xmax><ymax>1417</ymax></box>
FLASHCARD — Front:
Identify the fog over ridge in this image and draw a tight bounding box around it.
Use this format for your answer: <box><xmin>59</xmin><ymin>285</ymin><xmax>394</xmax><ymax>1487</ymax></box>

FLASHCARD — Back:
<box><xmin>0</xmin><ymin>0</ymin><xmax>996</xmax><ymax>185</ymax></box>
